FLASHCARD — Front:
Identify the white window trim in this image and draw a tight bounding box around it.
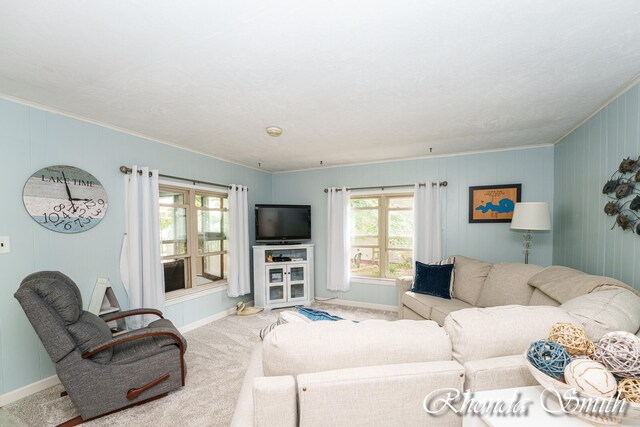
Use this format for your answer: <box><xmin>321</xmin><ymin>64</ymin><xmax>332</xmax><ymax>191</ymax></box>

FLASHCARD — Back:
<box><xmin>165</xmin><ymin>282</ymin><xmax>229</xmax><ymax>306</ymax></box>
<box><xmin>159</xmin><ymin>178</ymin><xmax>229</xmax><ymax>194</ymax></box>
<box><xmin>160</xmin><ymin>178</ymin><xmax>229</xmax><ymax>301</ymax></box>
<box><xmin>350</xmin><ymin>277</ymin><xmax>397</xmax><ymax>286</ymax></box>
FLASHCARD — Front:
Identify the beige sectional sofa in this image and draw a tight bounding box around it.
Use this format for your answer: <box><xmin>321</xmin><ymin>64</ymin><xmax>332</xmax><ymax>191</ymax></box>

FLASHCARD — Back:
<box><xmin>397</xmin><ymin>255</ymin><xmax>640</xmax><ymax>339</ymax></box>
<box><xmin>232</xmin><ymin>256</ymin><xmax>640</xmax><ymax>426</ymax></box>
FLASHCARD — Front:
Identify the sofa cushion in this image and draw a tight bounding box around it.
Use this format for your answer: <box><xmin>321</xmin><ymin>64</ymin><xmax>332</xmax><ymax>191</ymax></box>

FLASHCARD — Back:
<box><xmin>476</xmin><ymin>263</ymin><xmax>543</xmax><ymax>307</ymax></box>
<box><xmin>429</xmin><ymin>256</ymin><xmax>456</xmax><ymax>293</ymax></box>
<box><xmin>560</xmin><ymin>287</ymin><xmax>640</xmax><ymax>341</ymax></box>
<box><xmin>262</xmin><ymin>319</ymin><xmax>451</xmax><ymax>377</ymax></box>
<box><xmin>451</xmin><ymin>256</ymin><xmax>492</xmax><ymax>305</ymax></box>
<box><xmin>430</xmin><ymin>299</ymin><xmax>473</xmax><ymax>326</ymax></box>
<box><xmin>402</xmin><ymin>306</ymin><xmax>425</xmax><ymax>320</ymax></box>
<box><xmin>402</xmin><ymin>292</ymin><xmax>448</xmax><ymax>319</ymax></box>
<box><xmin>528</xmin><ymin>289</ymin><xmax>560</xmax><ymax>307</ymax></box>
<box><xmin>402</xmin><ymin>292</ymin><xmax>433</xmax><ymax>318</ymax></box>
<box><xmin>528</xmin><ymin>266</ymin><xmax>633</xmax><ymax>304</ymax></box>
<box><xmin>411</xmin><ymin>262</ymin><xmax>454</xmax><ymax>299</ymax></box>
<box><xmin>444</xmin><ymin>305</ymin><xmax>579</xmax><ymax>363</ymax></box>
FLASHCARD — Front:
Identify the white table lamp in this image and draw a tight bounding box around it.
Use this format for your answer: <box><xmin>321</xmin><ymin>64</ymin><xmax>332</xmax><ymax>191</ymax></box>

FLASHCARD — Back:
<box><xmin>510</xmin><ymin>202</ymin><xmax>551</xmax><ymax>264</ymax></box>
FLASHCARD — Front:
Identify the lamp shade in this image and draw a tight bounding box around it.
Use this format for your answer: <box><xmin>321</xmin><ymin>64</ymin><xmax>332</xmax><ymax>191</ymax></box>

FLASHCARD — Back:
<box><xmin>510</xmin><ymin>202</ymin><xmax>551</xmax><ymax>231</ymax></box>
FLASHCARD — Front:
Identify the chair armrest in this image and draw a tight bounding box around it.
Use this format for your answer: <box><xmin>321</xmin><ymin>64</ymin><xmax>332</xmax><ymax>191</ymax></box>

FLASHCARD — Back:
<box><xmin>81</xmin><ymin>326</ymin><xmax>186</xmax><ymax>385</ymax></box>
<box><xmin>395</xmin><ymin>276</ymin><xmax>413</xmax><ymax>318</ymax></box>
<box><xmin>101</xmin><ymin>308</ymin><xmax>163</xmax><ymax>323</ymax></box>
<box><xmin>82</xmin><ymin>327</ymin><xmax>185</xmax><ymax>359</ymax></box>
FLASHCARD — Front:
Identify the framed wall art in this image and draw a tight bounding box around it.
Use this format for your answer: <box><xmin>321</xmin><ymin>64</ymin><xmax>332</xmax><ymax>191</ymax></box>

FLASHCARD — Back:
<box><xmin>469</xmin><ymin>184</ymin><xmax>521</xmax><ymax>223</ymax></box>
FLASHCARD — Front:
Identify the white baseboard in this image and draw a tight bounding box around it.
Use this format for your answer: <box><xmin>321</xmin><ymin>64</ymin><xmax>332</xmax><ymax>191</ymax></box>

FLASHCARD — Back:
<box><xmin>178</xmin><ymin>301</ymin><xmax>254</xmax><ymax>334</ymax></box>
<box><xmin>0</xmin><ymin>375</ymin><xmax>60</xmax><ymax>407</ymax></box>
<box><xmin>317</xmin><ymin>298</ymin><xmax>398</xmax><ymax>312</ymax></box>
<box><xmin>0</xmin><ymin>303</ymin><xmax>249</xmax><ymax>407</ymax></box>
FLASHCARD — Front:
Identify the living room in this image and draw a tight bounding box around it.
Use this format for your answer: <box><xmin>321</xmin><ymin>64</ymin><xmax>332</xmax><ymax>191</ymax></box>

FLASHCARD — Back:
<box><xmin>1</xmin><ymin>1</ymin><xmax>640</xmax><ymax>426</ymax></box>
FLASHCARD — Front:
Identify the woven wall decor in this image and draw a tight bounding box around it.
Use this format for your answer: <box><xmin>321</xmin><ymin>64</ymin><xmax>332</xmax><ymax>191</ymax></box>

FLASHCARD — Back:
<box><xmin>548</xmin><ymin>323</ymin><xmax>595</xmax><ymax>356</ymax></box>
<box><xmin>602</xmin><ymin>156</ymin><xmax>640</xmax><ymax>234</ymax></box>
<box><xmin>594</xmin><ymin>331</ymin><xmax>640</xmax><ymax>378</ymax></box>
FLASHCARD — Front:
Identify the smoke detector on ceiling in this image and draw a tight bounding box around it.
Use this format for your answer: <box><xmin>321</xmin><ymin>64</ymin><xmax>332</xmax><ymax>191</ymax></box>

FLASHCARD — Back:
<box><xmin>266</xmin><ymin>126</ymin><xmax>283</xmax><ymax>137</ymax></box>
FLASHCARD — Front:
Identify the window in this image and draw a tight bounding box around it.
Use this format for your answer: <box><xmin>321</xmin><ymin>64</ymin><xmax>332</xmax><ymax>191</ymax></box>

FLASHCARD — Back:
<box><xmin>350</xmin><ymin>193</ymin><xmax>414</xmax><ymax>279</ymax></box>
<box><xmin>159</xmin><ymin>185</ymin><xmax>228</xmax><ymax>297</ymax></box>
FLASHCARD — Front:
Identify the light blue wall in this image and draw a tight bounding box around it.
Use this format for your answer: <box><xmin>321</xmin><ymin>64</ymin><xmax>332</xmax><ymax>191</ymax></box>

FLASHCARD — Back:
<box><xmin>0</xmin><ymin>98</ymin><xmax>271</xmax><ymax>395</ymax></box>
<box><xmin>0</xmin><ymin>96</ymin><xmax>558</xmax><ymax>397</ymax></box>
<box><xmin>554</xmin><ymin>82</ymin><xmax>640</xmax><ymax>291</ymax></box>
<box><xmin>272</xmin><ymin>147</ymin><xmax>555</xmax><ymax>306</ymax></box>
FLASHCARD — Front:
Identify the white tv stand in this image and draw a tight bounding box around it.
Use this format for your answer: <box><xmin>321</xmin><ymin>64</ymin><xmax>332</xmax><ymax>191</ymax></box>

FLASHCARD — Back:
<box><xmin>253</xmin><ymin>244</ymin><xmax>314</xmax><ymax>310</ymax></box>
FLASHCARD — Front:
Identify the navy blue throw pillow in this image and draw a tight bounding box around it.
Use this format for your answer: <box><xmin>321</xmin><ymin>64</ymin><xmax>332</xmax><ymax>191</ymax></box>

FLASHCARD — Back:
<box><xmin>411</xmin><ymin>261</ymin><xmax>454</xmax><ymax>299</ymax></box>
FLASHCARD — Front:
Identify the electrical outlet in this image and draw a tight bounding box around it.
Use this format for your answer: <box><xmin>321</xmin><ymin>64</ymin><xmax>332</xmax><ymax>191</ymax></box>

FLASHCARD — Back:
<box><xmin>0</xmin><ymin>236</ymin><xmax>10</xmax><ymax>254</ymax></box>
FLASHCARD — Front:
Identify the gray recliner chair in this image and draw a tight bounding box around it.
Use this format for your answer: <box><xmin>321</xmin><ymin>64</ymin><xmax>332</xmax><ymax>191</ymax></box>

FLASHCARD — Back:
<box><xmin>14</xmin><ymin>271</ymin><xmax>187</xmax><ymax>425</ymax></box>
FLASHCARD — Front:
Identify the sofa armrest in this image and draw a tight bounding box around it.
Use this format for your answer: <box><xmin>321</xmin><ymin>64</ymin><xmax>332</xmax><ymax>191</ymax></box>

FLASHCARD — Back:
<box><xmin>395</xmin><ymin>276</ymin><xmax>413</xmax><ymax>318</ymax></box>
<box><xmin>297</xmin><ymin>361</ymin><xmax>464</xmax><ymax>426</ymax></box>
<box><xmin>463</xmin><ymin>355</ymin><xmax>537</xmax><ymax>392</ymax></box>
<box><xmin>254</xmin><ymin>376</ymin><xmax>297</xmax><ymax>427</ymax></box>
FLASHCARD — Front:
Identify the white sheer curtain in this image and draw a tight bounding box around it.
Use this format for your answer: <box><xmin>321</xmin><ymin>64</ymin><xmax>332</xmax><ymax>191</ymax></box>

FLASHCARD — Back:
<box><xmin>119</xmin><ymin>165</ymin><xmax>164</xmax><ymax>321</ymax></box>
<box><xmin>413</xmin><ymin>182</ymin><xmax>443</xmax><ymax>264</ymax></box>
<box><xmin>326</xmin><ymin>187</ymin><xmax>351</xmax><ymax>291</ymax></box>
<box><xmin>227</xmin><ymin>184</ymin><xmax>251</xmax><ymax>297</ymax></box>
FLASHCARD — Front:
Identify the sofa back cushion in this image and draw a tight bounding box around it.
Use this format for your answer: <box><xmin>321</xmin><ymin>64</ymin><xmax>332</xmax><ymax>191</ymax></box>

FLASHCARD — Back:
<box><xmin>476</xmin><ymin>263</ymin><xmax>543</xmax><ymax>307</ymax></box>
<box><xmin>262</xmin><ymin>319</ymin><xmax>452</xmax><ymax>377</ymax></box>
<box><xmin>444</xmin><ymin>305</ymin><xmax>579</xmax><ymax>363</ymax></box>
<box><xmin>560</xmin><ymin>287</ymin><xmax>640</xmax><ymax>341</ymax></box>
<box><xmin>451</xmin><ymin>256</ymin><xmax>492</xmax><ymax>305</ymax></box>
<box><xmin>527</xmin><ymin>266</ymin><xmax>632</xmax><ymax>304</ymax></box>
<box><xmin>528</xmin><ymin>289</ymin><xmax>560</xmax><ymax>307</ymax></box>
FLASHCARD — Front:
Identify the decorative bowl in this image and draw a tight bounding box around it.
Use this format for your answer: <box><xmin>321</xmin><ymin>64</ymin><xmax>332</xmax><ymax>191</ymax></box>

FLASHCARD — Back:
<box><xmin>523</xmin><ymin>352</ymin><xmax>640</xmax><ymax>425</ymax></box>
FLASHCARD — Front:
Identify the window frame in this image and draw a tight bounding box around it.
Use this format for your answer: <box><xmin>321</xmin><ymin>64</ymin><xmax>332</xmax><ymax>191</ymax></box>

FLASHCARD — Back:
<box><xmin>349</xmin><ymin>191</ymin><xmax>414</xmax><ymax>281</ymax></box>
<box><xmin>159</xmin><ymin>182</ymin><xmax>229</xmax><ymax>301</ymax></box>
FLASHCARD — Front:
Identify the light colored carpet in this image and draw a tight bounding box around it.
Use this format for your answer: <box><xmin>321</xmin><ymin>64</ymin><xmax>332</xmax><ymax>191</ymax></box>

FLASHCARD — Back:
<box><xmin>0</xmin><ymin>303</ymin><xmax>395</xmax><ymax>427</ymax></box>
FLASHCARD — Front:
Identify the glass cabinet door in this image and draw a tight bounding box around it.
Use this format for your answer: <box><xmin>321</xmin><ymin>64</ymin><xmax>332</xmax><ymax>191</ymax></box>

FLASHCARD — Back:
<box><xmin>287</xmin><ymin>264</ymin><xmax>306</xmax><ymax>301</ymax></box>
<box><xmin>265</xmin><ymin>266</ymin><xmax>286</xmax><ymax>303</ymax></box>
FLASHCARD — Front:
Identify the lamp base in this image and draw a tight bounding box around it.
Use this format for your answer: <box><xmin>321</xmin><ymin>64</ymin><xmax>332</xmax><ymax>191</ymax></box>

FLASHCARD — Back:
<box><xmin>523</xmin><ymin>230</ymin><xmax>532</xmax><ymax>264</ymax></box>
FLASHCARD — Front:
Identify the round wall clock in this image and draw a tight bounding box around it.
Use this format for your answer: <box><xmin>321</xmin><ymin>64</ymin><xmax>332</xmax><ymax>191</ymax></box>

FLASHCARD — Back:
<box><xmin>23</xmin><ymin>165</ymin><xmax>108</xmax><ymax>233</ymax></box>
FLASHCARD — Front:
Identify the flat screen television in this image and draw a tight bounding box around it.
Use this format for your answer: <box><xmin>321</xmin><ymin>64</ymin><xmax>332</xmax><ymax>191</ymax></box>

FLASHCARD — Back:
<box><xmin>255</xmin><ymin>204</ymin><xmax>311</xmax><ymax>243</ymax></box>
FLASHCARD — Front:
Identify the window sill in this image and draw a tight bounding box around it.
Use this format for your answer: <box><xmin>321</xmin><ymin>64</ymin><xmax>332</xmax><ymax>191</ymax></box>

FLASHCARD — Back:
<box><xmin>165</xmin><ymin>282</ymin><xmax>228</xmax><ymax>306</ymax></box>
<box><xmin>350</xmin><ymin>277</ymin><xmax>397</xmax><ymax>286</ymax></box>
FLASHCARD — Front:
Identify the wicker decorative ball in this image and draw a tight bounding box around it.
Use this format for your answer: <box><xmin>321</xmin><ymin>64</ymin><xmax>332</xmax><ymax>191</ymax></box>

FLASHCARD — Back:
<box><xmin>618</xmin><ymin>378</ymin><xmax>640</xmax><ymax>404</ymax></box>
<box><xmin>564</xmin><ymin>359</ymin><xmax>617</xmax><ymax>398</ymax></box>
<box><xmin>548</xmin><ymin>323</ymin><xmax>595</xmax><ymax>356</ymax></box>
<box><xmin>527</xmin><ymin>340</ymin><xmax>572</xmax><ymax>379</ymax></box>
<box><xmin>594</xmin><ymin>331</ymin><xmax>640</xmax><ymax>378</ymax></box>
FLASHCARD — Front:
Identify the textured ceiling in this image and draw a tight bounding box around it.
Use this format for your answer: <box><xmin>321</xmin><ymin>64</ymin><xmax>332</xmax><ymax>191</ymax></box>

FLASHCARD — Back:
<box><xmin>1</xmin><ymin>1</ymin><xmax>639</xmax><ymax>172</ymax></box>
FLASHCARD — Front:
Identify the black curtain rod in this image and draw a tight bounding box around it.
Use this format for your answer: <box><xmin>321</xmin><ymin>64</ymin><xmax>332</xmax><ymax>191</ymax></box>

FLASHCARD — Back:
<box><xmin>323</xmin><ymin>181</ymin><xmax>448</xmax><ymax>193</ymax></box>
<box><xmin>119</xmin><ymin>166</ymin><xmax>247</xmax><ymax>191</ymax></box>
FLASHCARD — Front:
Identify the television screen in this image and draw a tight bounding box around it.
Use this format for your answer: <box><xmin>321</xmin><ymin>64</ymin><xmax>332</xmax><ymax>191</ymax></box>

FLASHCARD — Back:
<box><xmin>255</xmin><ymin>205</ymin><xmax>311</xmax><ymax>242</ymax></box>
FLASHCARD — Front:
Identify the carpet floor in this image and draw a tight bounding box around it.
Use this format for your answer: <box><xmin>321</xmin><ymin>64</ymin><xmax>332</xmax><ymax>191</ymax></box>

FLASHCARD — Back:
<box><xmin>0</xmin><ymin>303</ymin><xmax>395</xmax><ymax>427</ymax></box>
